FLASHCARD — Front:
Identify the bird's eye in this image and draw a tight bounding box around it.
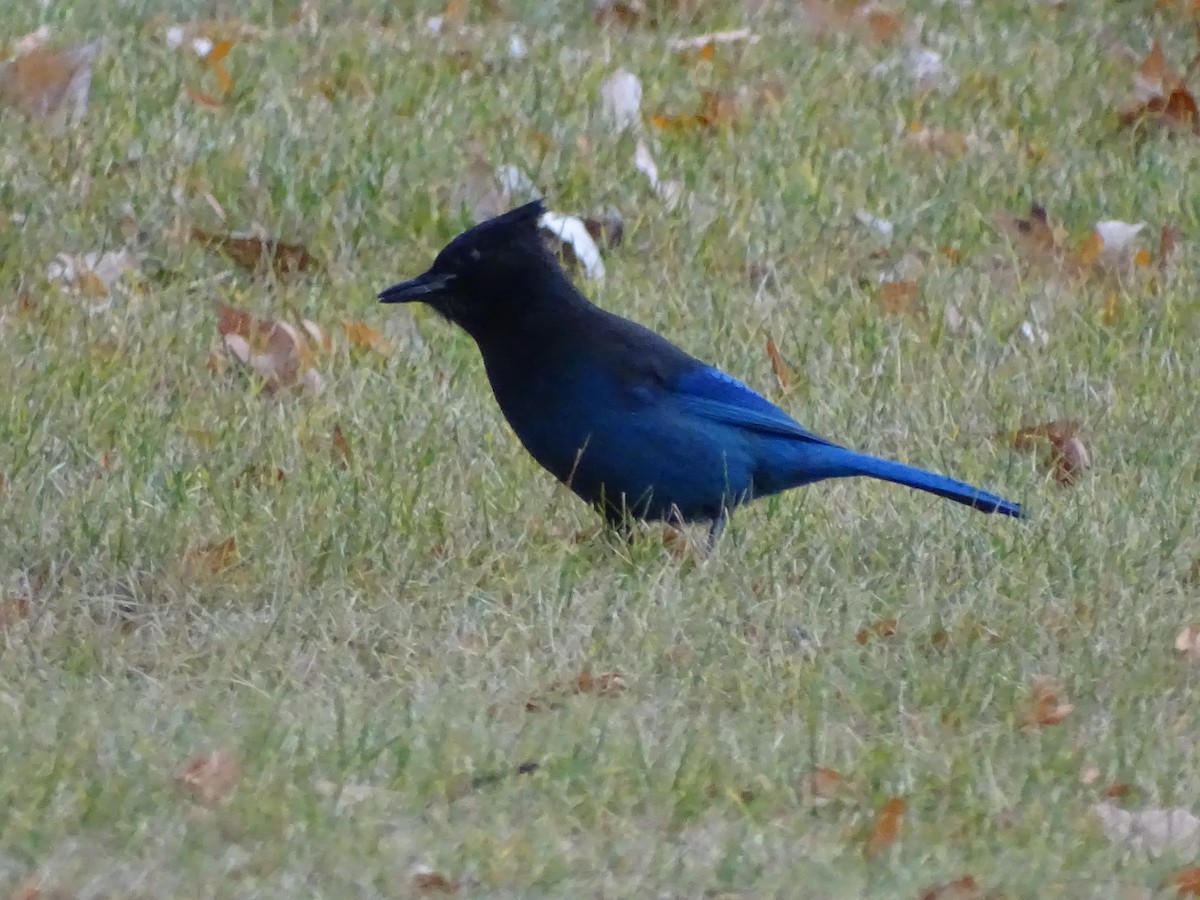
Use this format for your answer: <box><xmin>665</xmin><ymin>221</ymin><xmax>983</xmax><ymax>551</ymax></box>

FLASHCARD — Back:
<box><xmin>469</xmin><ymin>248</ymin><xmax>482</xmax><ymax>262</ymax></box>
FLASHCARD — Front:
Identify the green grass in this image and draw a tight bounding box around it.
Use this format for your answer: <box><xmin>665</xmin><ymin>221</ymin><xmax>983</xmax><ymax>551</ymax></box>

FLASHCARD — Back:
<box><xmin>2</xmin><ymin>1</ymin><xmax>1199</xmax><ymax>896</ymax></box>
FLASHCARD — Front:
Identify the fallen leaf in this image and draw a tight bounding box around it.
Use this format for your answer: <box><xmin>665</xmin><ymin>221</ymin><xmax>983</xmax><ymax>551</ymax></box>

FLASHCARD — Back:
<box><xmin>994</xmin><ymin>203</ymin><xmax>1059</xmax><ymax>266</ymax></box>
<box><xmin>411</xmin><ymin>864</ymin><xmax>458</xmax><ymax>895</ymax></box>
<box><xmin>1174</xmin><ymin>624</ymin><xmax>1200</xmax><ymax>661</ymax></box>
<box><xmin>797</xmin><ymin>0</ymin><xmax>904</xmax><ymax>44</ymax></box>
<box><xmin>1158</xmin><ymin>224</ymin><xmax>1181</xmax><ymax>269</ymax></box>
<box><xmin>539</xmin><ymin>211</ymin><xmax>605</xmax><ymax>280</ymax></box>
<box><xmin>599</xmin><ymin>68</ymin><xmax>642</xmax><ymax>132</ymax></box>
<box><xmin>667</xmin><ymin>28</ymin><xmax>759</xmax><ymax>51</ymax></box>
<box><xmin>856</xmin><ymin>617</ymin><xmax>898</xmax><ymax>644</ymax></box>
<box><xmin>0</xmin><ymin>40</ymin><xmax>100</xmax><ymax>125</ymax></box>
<box><xmin>340</xmin><ymin>320</ymin><xmax>392</xmax><ymax>356</ymax></box>
<box><xmin>906</xmin><ymin>122</ymin><xmax>971</xmax><ymax>157</ymax></box>
<box><xmin>1095</xmin><ymin>219</ymin><xmax>1147</xmax><ymax>255</ymax></box>
<box><xmin>191</xmin><ymin>227</ymin><xmax>320</xmax><ymax>277</ymax></box>
<box><xmin>174</xmin><ymin>749</ymin><xmax>240</xmax><ymax>805</ymax></box>
<box><xmin>331</xmin><ymin>424</ymin><xmax>352</xmax><ymax>469</ymax></box>
<box><xmin>1166</xmin><ymin>867</ymin><xmax>1200</xmax><ymax>896</ymax></box>
<box><xmin>572</xmin><ymin>670</ymin><xmax>627</xmax><ymax>696</ymax></box>
<box><xmin>920</xmin><ymin>876</ymin><xmax>983</xmax><ymax>900</ymax></box>
<box><xmin>184</xmin><ymin>536</ymin><xmax>239</xmax><ymax>573</ymax></box>
<box><xmin>878</xmin><ymin>280</ymin><xmax>921</xmax><ymax>316</ymax></box>
<box><xmin>1022</xmin><ymin>676</ymin><xmax>1073</xmax><ymax>727</ymax></box>
<box><xmin>216</xmin><ymin>302</ymin><xmax>325</xmax><ymax>393</ymax></box>
<box><xmin>765</xmin><ymin>336</ymin><xmax>790</xmax><ymax>389</ymax></box>
<box><xmin>183</xmin><ymin>84</ymin><xmax>225</xmax><ymax>109</ymax></box>
<box><xmin>46</xmin><ymin>250</ymin><xmax>140</xmax><ymax>310</ymax></box>
<box><xmin>527</xmin><ymin>669</ymin><xmax>628</xmax><ymax>711</ymax></box>
<box><xmin>1120</xmin><ymin>41</ymin><xmax>1200</xmax><ymax>132</ymax></box>
<box><xmin>633</xmin><ymin>140</ymin><xmax>683</xmax><ymax>208</ymax></box>
<box><xmin>0</xmin><ymin>595</ymin><xmax>30</xmax><ymax>630</ymax></box>
<box><xmin>232</xmin><ymin>464</ymin><xmax>286</xmax><ymax>489</ymax></box>
<box><xmin>1010</xmin><ymin>420</ymin><xmax>1090</xmax><ymax>485</ymax></box>
<box><xmin>1094</xmin><ymin>802</ymin><xmax>1200</xmax><ymax>857</ymax></box>
<box><xmin>801</xmin><ymin>766</ymin><xmax>843</xmax><ymax>806</ymax></box>
<box><xmin>1106</xmin><ymin>782</ymin><xmax>1136</xmax><ymax>799</ymax></box>
<box><xmin>204</xmin><ymin>38</ymin><xmax>234</xmax><ymax>94</ymax></box>
<box><xmin>1080</xmin><ymin>767</ymin><xmax>1101</xmax><ymax>785</ymax></box>
<box><xmin>865</xmin><ymin>796</ymin><xmax>906</xmax><ymax>856</ymax></box>
<box><xmin>594</xmin><ymin>0</ymin><xmax>649</xmax><ymax>28</ymax></box>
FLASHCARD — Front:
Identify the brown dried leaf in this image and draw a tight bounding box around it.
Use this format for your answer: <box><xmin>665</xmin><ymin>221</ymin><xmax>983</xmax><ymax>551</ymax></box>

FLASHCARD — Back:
<box><xmin>411</xmin><ymin>864</ymin><xmax>458</xmax><ymax>895</ymax></box>
<box><xmin>994</xmin><ymin>203</ymin><xmax>1059</xmax><ymax>265</ymax></box>
<box><xmin>332</xmin><ymin>424</ymin><xmax>353</xmax><ymax>469</ymax></box>
<box><xmin>801</xmin><ymin>766</ymin><xmax>843</xmax><ymax>805</ymax></box>
<box><xmin>0</xmin><ymin>40</ymin><xmax>99</xmax><ymax>124</ymax></box>
<box><xmin>174</xmin><ymin>749</ymin><xmax>240</xmax><ymax>805</ymax></box>
<box><xmin>572</xmin><ymin>670</ymin><xmax>627</xmax><ymax>696</ymax></box>
<box><xmin>191</xmin><ymin>227</ymin><xmax>320</xmax><ymax>276</ymax></box>
<box><xmin>920</xmin><ymin>876</ymin><xmax>983</xmax><ymax>900</ymax></box>
<box><xmin>0</xmin><ymin>595</ymin><xmax>30</xmax><ymax>631</ymax></box>
<box><xmin>1010</xmin><ymin>420</ymin><xmax>1090</xmax><ymax>485</ymax></box>
<box><xmin>1174</xmin><ymin>624</ymin><xmax>1200</xmax><ymax>661</ymax></box>
<box><xmin>856</xmin><ymin>617</ymin><xmax>898</xmax><ymax>644</ymax></box>
<box><xmin>595</xmin><ymin>0</ymin><xmax>649</xmax><ymax>28</ymax></box>
<box><xmin>906</xmin><ymin>122</ymin><xmax>970</xmax><ymax>157</ymax></box>
<box><xmin>340</xmin><ymin>319</ymin><xmax>392</xmax><ymax>356</ymax></box>
<box><xmin>215</xmin><ymin>303</ymin><xmax>325</xmax><ymax>393</ymax></box>
<box><xmin>797</xmin><ymin>0</ymin><xmax>904</xmax><ymax>44</ymax></box>
<box><xmin>184</xmin><ymin>536</ymin><xmax>239</xmax><ymax>573</ymax></box>
<box><xmin>878</xmin><ymin>279</ymin><xmax>921</xmax><ymax>316</ymax></box>
<box><xmin>1166</xmin><ymin>866</ymin><xmax>1200</xmax><ymax>896</ymax></box>
<box><xmin>1022</xmin><ymin>676</ymin><xmax>1073</xmax><ymax>727</ymax></box>
<box><xmin>765</xmin><ymin>336</ymin><xmax>790</xmax><ymax>389</ymax></box>
<box><xmin>864</xmin><ymin>796</ymin><xmax>905</xmax><ymax>856</ymax></box>
<box><xmin>183</xmin><ymin>84</ymin><xmax>224</xmax><ymax>109</ymax></box>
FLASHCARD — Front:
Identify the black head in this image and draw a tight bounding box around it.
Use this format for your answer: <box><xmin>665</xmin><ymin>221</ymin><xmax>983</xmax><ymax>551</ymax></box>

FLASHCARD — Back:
<box><xmin>378</xmin><ymin>199</ymin><xmax>564</xmax><ymax>333</ymax></box>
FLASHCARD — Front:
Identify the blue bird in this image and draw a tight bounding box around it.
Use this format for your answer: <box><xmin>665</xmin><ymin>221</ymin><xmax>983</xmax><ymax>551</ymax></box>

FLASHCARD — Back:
<box><xmin>380</xmin><ymin>200</ymin><xmax>1022</xmax><ymax>543</ymax></box>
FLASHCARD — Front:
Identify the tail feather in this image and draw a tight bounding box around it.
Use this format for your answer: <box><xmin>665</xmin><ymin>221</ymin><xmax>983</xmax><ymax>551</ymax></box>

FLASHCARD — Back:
<box><xmin>833</xmin><ymin>448</ymin><xmax>1022</xmax><ymax>517</ymax></box>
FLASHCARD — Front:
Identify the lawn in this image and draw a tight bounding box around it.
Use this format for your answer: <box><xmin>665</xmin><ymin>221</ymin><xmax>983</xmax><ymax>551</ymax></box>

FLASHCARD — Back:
<box><xmin>1</xmin><ymin>1</ymin><xmax>1199</xmax><ymax>896</ymax></box>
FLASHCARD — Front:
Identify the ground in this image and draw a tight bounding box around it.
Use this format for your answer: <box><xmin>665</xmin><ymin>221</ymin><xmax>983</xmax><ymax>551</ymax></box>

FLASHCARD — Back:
<box><xmin>1</xmin><ymin>1</ymin><xmax>1199</xmax><ymax>897</ymax></box>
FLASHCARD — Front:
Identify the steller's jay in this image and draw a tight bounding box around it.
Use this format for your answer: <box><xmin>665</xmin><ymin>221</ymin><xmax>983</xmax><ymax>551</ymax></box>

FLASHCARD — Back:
<box><xmin>380</xmin><ymin>200</ymin><xmax>1022</xmax><ymax>543</ymax></box>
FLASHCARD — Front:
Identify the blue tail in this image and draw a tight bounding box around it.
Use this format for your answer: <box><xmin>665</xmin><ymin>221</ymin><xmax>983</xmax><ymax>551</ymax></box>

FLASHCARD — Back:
<box><xmin>839</xmin><ymin>449</ymin><xmax>1022</xmax><ymax>517</ymax></box>
<box><xmin>786</xmin><ymin>445</ymin><xmax>1023</xmax><ymax>517</ymax></box>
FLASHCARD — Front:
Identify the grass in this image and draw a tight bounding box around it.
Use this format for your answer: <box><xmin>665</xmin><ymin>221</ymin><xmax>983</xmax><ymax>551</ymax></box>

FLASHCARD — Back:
<box><xmin>1</xmin><ymin>0</ymin><xmax>1199</xmax><ymax>896</ymax></box>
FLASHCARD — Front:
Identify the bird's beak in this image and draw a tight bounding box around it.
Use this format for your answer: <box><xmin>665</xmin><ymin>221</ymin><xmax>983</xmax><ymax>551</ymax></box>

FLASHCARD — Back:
<box><xmin>378</xmin><ymin>271</ymin><xmax>455</xmax><ymax>304</ymax></box>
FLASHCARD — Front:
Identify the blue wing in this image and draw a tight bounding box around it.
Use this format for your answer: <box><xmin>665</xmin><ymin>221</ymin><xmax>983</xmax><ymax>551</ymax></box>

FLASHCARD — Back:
<box><xmin>672</xmin><ymin>365</ymin><xmax>834</xmax><ymax>446</ymax></box>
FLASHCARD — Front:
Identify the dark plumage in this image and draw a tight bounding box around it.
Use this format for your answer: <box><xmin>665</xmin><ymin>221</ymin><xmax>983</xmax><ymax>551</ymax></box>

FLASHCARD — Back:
<box><xmin>380</xmin><ymin>200</ymin><xmax>1022</xmax><ymax>542</ymax></box>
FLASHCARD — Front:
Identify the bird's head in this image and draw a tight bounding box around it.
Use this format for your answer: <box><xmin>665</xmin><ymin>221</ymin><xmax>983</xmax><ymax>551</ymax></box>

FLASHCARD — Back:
<box><xmin>378</xmin><ymin>199</ymin><xmax>558</xmax><ymax>332</ymax></box>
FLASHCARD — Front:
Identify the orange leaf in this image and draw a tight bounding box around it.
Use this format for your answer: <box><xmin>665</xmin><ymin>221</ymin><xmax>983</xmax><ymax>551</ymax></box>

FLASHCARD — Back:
<box><xmin>572</xmin><ymin>670</ymin><xmax>627</xmax><ymax>696</ymax></box>
<box><xmin>331</xmin><ymin>423</ymin><xmax>353</xmax><ymax>469</ymax></box>
<box><xmin>205</xmin><ymin>37</ymin><xmax>234</xmax><ymax>64</ymax></box>
<box><xmin>802</xmin><ymin>766</ymin><xmax>843</xmax><ymax>804</ymax></box>
<box><xmin>191</xmin><ymin>227</ymin><xmax>320</xmax><ymax>276</ymax></box>
<box><xmin>920</xmin><ymin>875</ymin><xmax>982</xmax><ymax>900</ymax></box>
<box><xmin>185</xmin><ymin>536</ymin><xmax>239</xmax><ymax>573</ymax></box>
<box><xmin>864</xmin><ymin>796</ymin><xmax>905</xmax><ymax>856</ymax></box>
<box><xmin>1134</xmin><ymin>248</ymin><xmax>1152</xmax><ymax>267</ymax></box>
<box><xmin>856</xmin><ymin>617</ymin><xmax>898</xmax><ymax>644</ymax></box>
<box><xmin>765</xmin><ymin>336</ymin><xmax>790</xmax><ymax>389</ymax></box>
<box><xmin>340</xmin><ymin>319</ymin><xmax>392</xmax><ymax>356</ymax></box>
<box><xmin>174</xmin><ymin>749</ymin><xmax>240</xmax><ymax>805</ymax></box>
<box><xmin>1167</xmin><ymin>866</ymin><xmax>1200</xmax><ymax>896</ymax></box>
<box><xmin>442</xmin><ymin>0</ymin><xmax>468</xmax><ymax>26</ymax></box>
<box><xmin>183</xmin><ymin>84</ymin><xmax>224</xmax><ymax>109</ymax></box>
<box><xmin>1010</xmin><ymin>420</ymin><xmax>1090</xmax><ymax>485</ymax></box>
<box><xmin>878</xmin><ymin>279</ymin><xmax>920</xmax><ymax>316</ymax></box>
<box><xmin>1022</xmin><ymin>676</ymin><xmax>1073</xmax><ymax>727</ymax></box>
